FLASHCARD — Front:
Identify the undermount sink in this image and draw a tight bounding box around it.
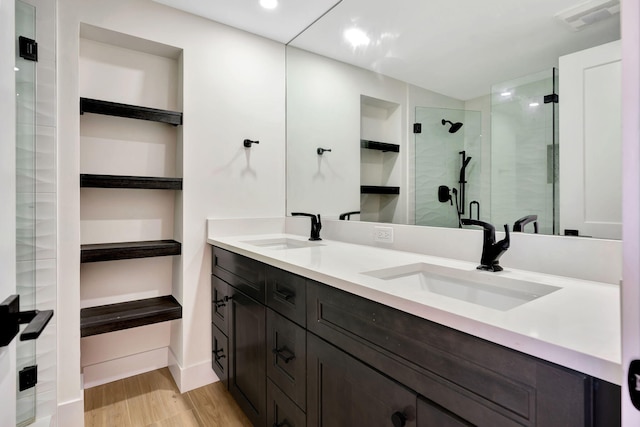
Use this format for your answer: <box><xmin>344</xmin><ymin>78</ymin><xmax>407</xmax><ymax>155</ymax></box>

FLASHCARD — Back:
<box><xmin>362</xmin><ymin>263</ymin><xmax>560</xmax><ymax>311</ymax></box>
<box><xmin>242</xmin><ymin>237</ymin><xmax>325</xmax><ymax>250</ymax></box>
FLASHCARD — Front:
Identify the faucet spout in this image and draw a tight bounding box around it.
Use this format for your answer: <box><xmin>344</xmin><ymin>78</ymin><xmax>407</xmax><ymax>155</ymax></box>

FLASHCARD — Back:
<box><xmin>291</xmin><ymin>212</ymin><xmax>322</xmax><ymax>241</ymax></box>
<box><xmin>461</xmin><ymin>219</ymin><xmax>510</xmax><ymax>272</ymax></box>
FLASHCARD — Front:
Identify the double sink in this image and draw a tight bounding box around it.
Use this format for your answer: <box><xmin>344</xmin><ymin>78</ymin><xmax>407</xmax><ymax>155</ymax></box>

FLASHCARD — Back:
<box><xmin>241</xmin><ymin>237</ymin><xmax>560</xmax><ymax>311</ymax></box>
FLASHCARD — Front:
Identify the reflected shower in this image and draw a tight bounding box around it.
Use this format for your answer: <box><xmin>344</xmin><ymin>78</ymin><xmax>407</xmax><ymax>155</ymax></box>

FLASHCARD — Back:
<box><xmin>442</xmin><ymin>119</ymin><xmax>463</xmax><ymax>133</ymax></box>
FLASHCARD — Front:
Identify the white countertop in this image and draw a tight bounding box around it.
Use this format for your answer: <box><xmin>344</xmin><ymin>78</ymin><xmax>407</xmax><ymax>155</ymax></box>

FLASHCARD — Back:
<box><xmin>207</xmin><ymin>233</ymin><xmax>621</xmax><ymax>385</ymax></box>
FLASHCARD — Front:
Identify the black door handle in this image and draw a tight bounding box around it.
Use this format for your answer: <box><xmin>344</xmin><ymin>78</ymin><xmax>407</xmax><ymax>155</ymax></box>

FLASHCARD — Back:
<box><xmin>1</xmin><ymin>294</ymin><xmax>54</xmax><ymax>346</ymax></box>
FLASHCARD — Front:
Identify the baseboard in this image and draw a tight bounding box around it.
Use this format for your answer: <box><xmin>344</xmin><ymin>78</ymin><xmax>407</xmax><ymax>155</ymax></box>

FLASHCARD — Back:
<box><xmin>168</xmin><ymin>348</ymin><xmax>219</xmax><ymax>393</ymax></box>
<box><xmin>82</xmin><ymin>347</ymin><xmax>169</xmax><ymax>389</ymax></box>
<box><xmin>57</xmin><ymin>397</ymin><xmax>84</xmax><ymax>427</ymax></box>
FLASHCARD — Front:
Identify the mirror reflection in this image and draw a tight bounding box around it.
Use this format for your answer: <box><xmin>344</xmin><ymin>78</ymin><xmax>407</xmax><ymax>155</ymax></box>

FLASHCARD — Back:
<box><xmin>286</xmin><ymin>0</ymin><xmax>621</xmax><ymax>239</ymax></box>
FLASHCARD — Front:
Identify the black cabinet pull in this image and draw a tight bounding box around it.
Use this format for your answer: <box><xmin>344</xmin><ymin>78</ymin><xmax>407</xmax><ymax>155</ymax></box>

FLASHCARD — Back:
<box><xmin>273</xmin><ymin>421</ymin><xmax>291</xmax><ymax>427</ymax></box>
<box><xmin>213</xmin><ymin>295</ymin><xmax>232</xmax><ymax>308</ymax></box>
<box><xmin>272</xmin><ymin>347</ymin><xmax>296</xmax><ymax>363</ymax></box>
<box><xmin>391</xmin><ymin>411</ymin><xmax>407</xmax><ymax>427</ymax></box>
<box><xmin>273</xmin><ymin>288</ymin><xmax>294</xmax><ymax>302</ymax></box>
<box><xmin>213</xmin><ymin>348</ymin><xmax>226</xmax><ymax>360</ymax></box>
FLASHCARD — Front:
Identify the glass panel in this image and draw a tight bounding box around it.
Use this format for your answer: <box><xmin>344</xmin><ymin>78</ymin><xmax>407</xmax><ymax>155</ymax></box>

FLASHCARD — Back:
<box><xmin>490</xmin><ymin>69</ymin><xmax>557</xmax><ymax>235</ymax></box>
<box><xmin>415</xmin><ymin>107</ymin><xmax>482</xmax><ymax>227</ymax></box>
<box><xmin>15</xmin><ymin>0</ymin><xmax>37</xmax><ymax>425</ymax></box>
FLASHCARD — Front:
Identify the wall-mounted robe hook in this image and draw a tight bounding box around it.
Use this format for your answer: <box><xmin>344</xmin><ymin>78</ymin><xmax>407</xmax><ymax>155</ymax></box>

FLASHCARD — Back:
<box><xmin>244</xmin><ymin>139</ymin><xmax>259</xmax><ymax>147</ymax></box>
<box><xmin>317</xmin><ymin>147</ymin><xmax>332</xmax><ymax>155</ymax></box>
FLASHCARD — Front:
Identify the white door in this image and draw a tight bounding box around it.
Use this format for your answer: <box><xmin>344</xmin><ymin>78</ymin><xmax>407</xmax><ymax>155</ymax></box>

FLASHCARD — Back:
<box><xmin>559</xmin><ymin>40</ymin><xmax>622</xmax><ymax>239</ymax></box>
<box><xmin>621</xmin><ymin>0</ymin><xmax>640</xmax><ymax>425</ymax></box>
<box><xmin>0</xmin><ymin>0</ymin><xmax>18</xmax><ymax>425</ymax></box>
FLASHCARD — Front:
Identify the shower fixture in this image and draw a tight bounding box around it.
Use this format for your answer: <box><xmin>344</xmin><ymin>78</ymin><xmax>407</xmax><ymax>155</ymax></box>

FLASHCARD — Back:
<box><xmin>441</xmin><ymin>119</ymin><xmax>463</xmax><ymax>134</ymax></box>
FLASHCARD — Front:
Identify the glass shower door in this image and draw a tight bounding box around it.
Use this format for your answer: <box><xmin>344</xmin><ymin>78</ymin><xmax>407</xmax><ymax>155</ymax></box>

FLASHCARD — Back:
<box><xmin>15</xmin><ymin>1</ymin><xmax>37</xmax><ymax>425</ymax></box>
<box><xmin>490</xmin><ymin>69</ymin><xmax>558</xmax><ymax>235</ymax></box>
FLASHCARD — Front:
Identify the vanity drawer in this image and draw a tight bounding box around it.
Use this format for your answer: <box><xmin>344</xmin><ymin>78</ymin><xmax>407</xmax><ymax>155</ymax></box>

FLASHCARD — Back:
<box><xmin>266</xmin><ymin>308</ymin><xmax>306</xmax><ymax>410</ymax></box>
<box><xmin>211</xmin><ymin>323</ymin><xmax>228</xmax><ymax>386</ymax></box>
<box><xmin>212</xmin><ymin>246</ymin><xmax>265</xmax><ymax>303</ymax></box>
<box><xmin>267</xmin><ymin>379</ymin><xmax>306</xmax><ymax>427</ymax></box>
<box><xmin>266</xmin><ymin>265</ymin><xmax>306</xmax><ymax>326</ymax></box>
<box><xmin>211</xmin><ymin>275</ymin><xmax>230</xmax><ymax>334</ymax></box>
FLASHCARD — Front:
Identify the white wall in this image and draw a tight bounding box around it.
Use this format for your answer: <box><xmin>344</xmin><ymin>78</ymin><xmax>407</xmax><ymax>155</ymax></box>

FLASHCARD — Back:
<box><xmin>58</xmin><ymin>0</ymin><xmax>286</xmax><ymax>422</ymax></box>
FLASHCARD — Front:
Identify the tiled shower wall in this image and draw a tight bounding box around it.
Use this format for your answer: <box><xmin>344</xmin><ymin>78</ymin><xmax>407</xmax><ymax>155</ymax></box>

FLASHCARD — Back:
<box><xmin>15</xmin><ymin>0</ymin><xmax>57</xmax><ymax>423</ymax></box>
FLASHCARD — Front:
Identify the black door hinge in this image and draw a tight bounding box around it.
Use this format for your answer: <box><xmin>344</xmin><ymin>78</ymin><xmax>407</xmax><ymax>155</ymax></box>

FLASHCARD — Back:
<box><xmin>544</xmin><ymin>93</ymin><xmax>559</xmax><ymax>104</ymax></box>
<box><xmin>19</xmin><ymin>365</ymin><xmax>37</xmax><ymax>391</ymax></box>
<box><xmin>413</xmin><ymin>123</ymin><xmax>422</xmax><ymax>134</ymax></box>
<box><xmin>19</xmin><ymin>36</ymin><xmax>38</xmax><ymax>62</ymax></box>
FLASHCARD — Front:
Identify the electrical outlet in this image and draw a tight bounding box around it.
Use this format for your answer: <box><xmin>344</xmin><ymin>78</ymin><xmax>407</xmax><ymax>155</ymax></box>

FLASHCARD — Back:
<box><xmin>374</xmin><ymin>226</ymin><xmax>394</xmax><ymax>243</ymax></box>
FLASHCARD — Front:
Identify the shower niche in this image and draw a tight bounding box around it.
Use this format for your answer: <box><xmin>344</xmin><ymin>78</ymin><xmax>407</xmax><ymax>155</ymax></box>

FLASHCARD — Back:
<box><xmin>360</xmin><ymin>95</ymin><xmax>402</xmax><ymax>223</ymax></box>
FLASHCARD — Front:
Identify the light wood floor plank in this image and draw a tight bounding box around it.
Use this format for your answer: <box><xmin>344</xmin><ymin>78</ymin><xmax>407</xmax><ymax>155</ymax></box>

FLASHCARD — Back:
<box><xmin>84</xmin><ymin>368</ymin><xmax>250</xmax><ymax>427</ymax></box>
<box><xmin>123</xmin><ymin>368</ymin><xmax>194</xmax><ymax>426</ymax></box>
<box><xmin>147</xmin><ymin>409</ymin><xmax>201</xmax><ymax>427</ymax></box>
<box><xmin>190</xmin><ymin>383</ymin><xmax>252</xmax><ymax>427</ymax></box>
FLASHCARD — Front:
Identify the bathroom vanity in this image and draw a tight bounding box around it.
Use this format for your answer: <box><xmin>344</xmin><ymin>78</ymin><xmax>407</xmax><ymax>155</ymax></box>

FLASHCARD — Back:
<box><xmin>208</xmin><ymin>235</ymin><xmax>621</xmax><ymax>427</ymax></box>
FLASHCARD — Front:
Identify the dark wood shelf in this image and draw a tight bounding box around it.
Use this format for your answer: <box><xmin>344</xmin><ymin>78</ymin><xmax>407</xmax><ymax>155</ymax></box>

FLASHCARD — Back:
<box><xmin>80</xmin><ymin>97</ymin><xmax>183</xmax><ymax>125</ymax></box>
<box><xmin>360</xmin><ymin>140</ymin><xmax>400</xmax><ymax>152</ymax></box>
<box><xmin>80</xmin><ymin>174</ymin><xmax>183</xmax><ymax>190</ymax></box>
<box><xmin>81</xmin><ymin>240</ymin><xmax>182</xmax><ymax>263</ymax></box>
<box><xmin>361</xmin><ymin>186</ymin><xmax>400</xmax><ymax>195</ymax></box>
<box><xmin>80</xmin><ymin>295</ymin><xmax>182</xmax><ymax>337</ymax></box>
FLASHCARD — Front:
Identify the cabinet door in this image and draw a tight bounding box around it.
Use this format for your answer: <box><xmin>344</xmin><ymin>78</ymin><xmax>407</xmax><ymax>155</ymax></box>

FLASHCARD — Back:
<box><xmin>267</xmin><ymin>379</ymin><xmax>306</xmax><ymax>427</ymax></box>
<box><xmin>417</xmin><ymin>396</ymin><xmax>474</xmax><ymax>427</ymax></box>
<box><xmin>211</xmin><ymin>275</ymin><xmax>230</xmax><ymax>334</ymax></box>
<box><xmin>307</xmin><ymin>333</ymin><xmax>416</xmax><ymax>427</ymax></box>
<box><xmin>266</xmin><ymin>309</ymin><xmax>306</xmax><ymax>410</ymax></box>
<box><xmin>211</xmin><ymin>323</ymin><xmax>229</xmax><ymax>386</ymax></box>
<box><xmin>229</xmin><ymin>287</ymin><xmax>266</xmax><ymax>427</ymax></box>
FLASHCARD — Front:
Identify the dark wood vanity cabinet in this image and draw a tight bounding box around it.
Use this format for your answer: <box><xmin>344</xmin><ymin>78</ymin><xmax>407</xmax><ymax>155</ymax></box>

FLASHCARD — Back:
<box><xmin>211</xmin><ymin>246</ymin><xmax>621</xmax><ymax>427</ymax></box>
<box><xmin>212</xmin><ymin>246</ymin><xmax>309</xmax><ymax>427</ymax></box>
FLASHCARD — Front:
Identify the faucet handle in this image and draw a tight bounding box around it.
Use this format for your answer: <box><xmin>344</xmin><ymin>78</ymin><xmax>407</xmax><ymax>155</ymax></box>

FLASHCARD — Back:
<box><xmin>499</xmin><ymin>224</ymin><xmax>510</xmax><ymax>249</ymax></box>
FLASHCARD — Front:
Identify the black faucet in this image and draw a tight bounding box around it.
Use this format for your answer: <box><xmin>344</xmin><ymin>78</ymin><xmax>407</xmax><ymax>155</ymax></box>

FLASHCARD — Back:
<box><xmin>291</xmin><ymin>213</ymin><xmax>322</xmax><ymax>241</ymax></box>
<box><xmin>461</xmin><ymin>219</ymin><xmax>510</xmax><ymax>272</ymax></box>
<box><xmin>513</xmin><ymin>214</ymin><xmax>539</xmax><ymax>234</ymax></box>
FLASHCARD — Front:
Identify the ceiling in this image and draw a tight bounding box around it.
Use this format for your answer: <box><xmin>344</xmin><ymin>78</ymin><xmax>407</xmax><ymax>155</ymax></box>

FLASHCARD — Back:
<box><xmin>152</xmin><ymin>0</ymin><xmax>342</xmax><ymax>44</ymax></box>
<box><xmin>153</xmin><ymin>0</ymin><xmax>620</xmax><ymax>100</ymax></box>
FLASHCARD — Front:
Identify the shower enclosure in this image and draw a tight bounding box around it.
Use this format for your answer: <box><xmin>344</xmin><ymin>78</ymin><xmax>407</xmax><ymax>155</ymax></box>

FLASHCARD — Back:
<box><xmin>414</xmin><ymin>107</ymin><xmax>482</xmax><ymax>228</ymax></box>
<box><xmin>490</xmin><ymin>69</ymin><xmax>559</xmax><ymax>235</ymax></box>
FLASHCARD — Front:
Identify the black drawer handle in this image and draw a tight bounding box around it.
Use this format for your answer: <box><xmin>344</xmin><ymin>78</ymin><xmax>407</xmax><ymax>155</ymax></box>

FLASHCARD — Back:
<box><xmin>272</xmin><ymin>347</ymin><xmax>295</xmax><ymax>363</ymax></box>
<box><xmin>213</xmin><ymin>295</ymin><xmax>232</xmax><ymax>308</ymax></box>
<box><xmin>273</xmin><ymin>421</ymin><xmax>292</xmax><ymax>427</ymax></box>
<box><xmin>273</xmin><ymin>288</ymin><xmax>294</xmax><ymax>302</ymax></box>
<box><xmin>213</xmin><ymin>348</ymin><xmax>226</xmax><ymax>360</ymax></box>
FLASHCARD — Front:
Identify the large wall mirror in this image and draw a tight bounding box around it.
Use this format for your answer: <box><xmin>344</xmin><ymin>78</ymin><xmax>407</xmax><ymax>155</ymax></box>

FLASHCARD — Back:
<box><xmin>286</xmin><ymin>0</ymin><xmax>621</xmax><ymax>239</ymax></box>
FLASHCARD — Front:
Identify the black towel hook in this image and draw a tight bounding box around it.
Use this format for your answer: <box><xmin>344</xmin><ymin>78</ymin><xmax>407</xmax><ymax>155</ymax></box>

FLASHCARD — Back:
<box><xmin>244</xmin><ymin>139</ymin><xmax>259</xmax><ymax>147</ymax></box>
<box><xmin>317</xmin><ymin>147</ymin><xmax>332</xmax><ymax>155</ymax></box>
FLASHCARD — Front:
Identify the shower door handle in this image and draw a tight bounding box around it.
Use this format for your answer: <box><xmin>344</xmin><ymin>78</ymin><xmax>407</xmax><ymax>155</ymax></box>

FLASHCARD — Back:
<box><xmin>0</xmin><ymin>294</ymin><xmax>54</xmax><ymax>347</ymax></box>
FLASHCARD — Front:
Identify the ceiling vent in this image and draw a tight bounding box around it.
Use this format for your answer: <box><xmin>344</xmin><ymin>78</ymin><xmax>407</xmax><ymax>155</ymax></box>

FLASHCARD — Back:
<box><xmin>556</xmin><ymin>0</ymin><xmax>620</xmax><ymax>31</ymax></box>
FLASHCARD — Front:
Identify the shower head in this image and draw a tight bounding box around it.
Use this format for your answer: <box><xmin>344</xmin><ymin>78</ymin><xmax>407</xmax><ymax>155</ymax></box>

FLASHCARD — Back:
<box><xmin>441</xmin><ymin>119</ymin><xmax>464</xmax><ymax>134</ymax></box>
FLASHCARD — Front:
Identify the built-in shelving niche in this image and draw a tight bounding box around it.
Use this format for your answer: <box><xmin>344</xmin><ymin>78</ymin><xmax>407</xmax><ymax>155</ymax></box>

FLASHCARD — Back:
<box><xmin>79</xmin><ymin>24</ymin><xmax>184</xmax><ymax>385</ymax></box>
<box><xmin>360</xmin><ymin>95</ymin><xmax>402</xmax><ymax>223</ymax></box>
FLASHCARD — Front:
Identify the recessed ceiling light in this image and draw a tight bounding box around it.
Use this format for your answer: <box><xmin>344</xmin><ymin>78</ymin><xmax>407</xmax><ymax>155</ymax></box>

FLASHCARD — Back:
<box><xmin>529</xmin><ymin>102</ymin><xmax>540</xmax><ymax>107</ymax></box>
<box><xmin>260</xmin><ymin>0</ymin><xmax>278</xmax><ymax>9</ymax></box>
<box><xmin>344</xmin><ymin>27</ymin><xmax>370</xmax><ymax>48</ymax></box>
